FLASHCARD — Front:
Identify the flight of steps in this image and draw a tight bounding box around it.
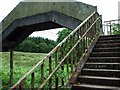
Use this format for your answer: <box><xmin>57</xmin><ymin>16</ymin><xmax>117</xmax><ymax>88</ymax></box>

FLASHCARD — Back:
<box><xmin>72</xmin><ymin>35</ymin><xmax>120</xmax><ymax>90</ymax></box>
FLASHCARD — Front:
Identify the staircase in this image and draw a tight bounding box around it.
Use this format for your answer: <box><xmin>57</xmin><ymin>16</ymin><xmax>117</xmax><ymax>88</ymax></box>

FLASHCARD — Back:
<box><xmin>8</xmin><ymin>11</ymin><xmax>120</xmax><ymax>90</ymax></box>
<box><xmin>72</xmin><ymin>35</ymin><xmax>120</xmax><ymax>90</ymax></box>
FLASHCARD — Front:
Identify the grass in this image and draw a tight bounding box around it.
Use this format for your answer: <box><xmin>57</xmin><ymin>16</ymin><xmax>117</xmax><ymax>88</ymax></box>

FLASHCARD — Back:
<box><xmin>1</xmin><ymin>51</ymin><xmax>46</xmax><ymax>89</ymax></box>
<box><xmin>1</xmin><ymin>51</ymin><xmax>74</xmax><ymax>89</ymax></box>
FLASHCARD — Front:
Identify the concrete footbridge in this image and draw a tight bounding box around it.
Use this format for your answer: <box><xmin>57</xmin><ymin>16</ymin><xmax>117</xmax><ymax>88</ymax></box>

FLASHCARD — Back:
<box><xmin>0</xmin><ymin>1</ymin><xmax>96</xmax><ymax>51</ymax></box>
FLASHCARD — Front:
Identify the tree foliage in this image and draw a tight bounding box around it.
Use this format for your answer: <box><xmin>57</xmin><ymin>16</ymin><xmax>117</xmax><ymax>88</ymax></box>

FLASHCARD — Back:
<box><xmin>56</xmin><ymin>28</ymin><xmax>72</xmax><ymax>43</ymax></box>
<box><xmin>15</xmin><ymin>28</ymin><xmax>72</xmax><ymax>53</ymax></box>
<box><xmin>15</xmin><ymin>37</ymin><xmax>57</xmax><ymax>53</ymax></box>
<box><xmin>112</xmin><ymin>23</ymin><xmax>120</xmax><ymax>35</ymax></box>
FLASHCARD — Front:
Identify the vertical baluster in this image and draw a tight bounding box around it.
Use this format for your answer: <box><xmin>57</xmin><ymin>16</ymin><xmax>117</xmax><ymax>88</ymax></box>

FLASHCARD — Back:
<box><xmin>61</xmin><ymin>39</ymin><xmax>68</xmax><ymax>77</ymax></box>
<box><xmin>84</xmin><ymin>23</ymin><xmax>87</xmax><ymax>49</ymax></box>
<box><xmin>91</xmin><ymin>15</ymin><xmax>93</xmax><ymax>40</ymax></box>
<box><xmin>103</xmin><ymin>24</ymin><xmax>106</xmax><ymax>35</ymax></box>
<box><xmin>71</xmin><ymin>33</ymin><xmax>76</xmax><ymax>64</ymax></box>
<box><xmin>41</xmin><ymin>63</ymin><xmax>44</xmax><ymax>84</ymax></box>
<box><xmin>55</xmin><ymin>77</ymin><xmax>59</xmax><ymax>90</ymax></box>
<box><xmin>87</xmin><ymin>37</ymin><xmax>89</xmax><ymax>48</ymax></box>
<box><xmin>83</xmin><ymin>24</ymin><xmax>85</xmax><ymax>52</ymax></box>
<box><xmin>71</xmin><ymin>36</ymin><xmax>74</xmax><ymax>73</ymax></box>
<box><xmin>83</xmin><ymin>37</ymin><xmax>85</xmax><ymax>52</ymax></box>
<box><xmin>107</xmin><ymin>23</ymin><xmax>109</xmax><ymax>35</ymax></box>
<box><xmin>79</xmin><ymin>28</ymin><xmax>82</xmax><ymax>57</ymax></box>
<box><xmin>94</xmin><ymin>13</ymin><xmax>97</xmax><ymax>34</ymax></box>
<box><xmin>49</xmin><ymin>56</ymin><xmax>52</xmax><ymax>89</ymax></box>
<box><xmin>55</xmin><ymin>49</ymin><xmax>59</xmax><ymax>89</ymax></box>
<box><xmin>65</xmin><ymin>39</ymin><xmax>69</xmax><ymax>79</ymax></box>
<box><xmin>10</xmin><ymin>49</ymin><xmax>13</xmax><ymax>86</ymax></box>
<box><xmin>109</xmin><ymin>22</ymin><xmax>112</xmax><ymax>35</ymax></box>
<box><xmin>88</xmin><ymin>18</ymin><xmax>92</xmax><ymax>38</ymax></box>
<box><xmin>77</xmin><ymin>30</ymin><xmax>80</xmax><ymax>62</ymax></box>
<box><xmin>74</xmin><ymin>33</ymin><xmax>78</xmax><ymax>66</ymax></box>
<box><xmin>61</xmin><ymin>44</ymin><xmax>64</xmax><ymax>86</ymax></box>
<box><xmin>31</xmin><ymin>72</ymin><xmax>35</xmax><ymax>89</ymax></box>
<box><xmin>19</xmin><ymin>81</ymin><xmax>24</xmax><ymax>90</ymax></box>
<box><xmin>85</xmin><ymin>36</ymin><xmax>87</xmax><ymax>50</ymax></box>
<box><xmin>66</xmin><ymin>57</ymin><xmax>69</xmax><ymax>79</ymax></box>
<box><xmin>90</xmin><ymin>17</ymin><xmax>94</xmax><ymax>38</ymax></box>
<box><xmin>80</xmin><ymin>26</ymin><xmax>83</xmax><ymax>55</ymax></box>
<box><xmin>68</xmin><ymin>37</ymin><xmax>71</xmax><ymax>74</ymax></box>
<box><xmin>88</xmin><ymin>37</ymin><xmax>90</xmax><ymax>46</ymax></box>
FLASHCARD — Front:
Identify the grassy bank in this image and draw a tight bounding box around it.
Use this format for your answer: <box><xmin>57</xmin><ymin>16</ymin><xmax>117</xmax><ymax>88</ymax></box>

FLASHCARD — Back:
<box><xmin>1</xmin><ymin>51</ymin><xmax>46</xmax><ymax>88</ymax></box>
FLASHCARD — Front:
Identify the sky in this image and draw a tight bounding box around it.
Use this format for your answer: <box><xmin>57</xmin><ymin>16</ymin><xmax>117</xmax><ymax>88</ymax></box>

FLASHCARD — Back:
<box><xmin>0</xmin><ymin>0</ymin><xmax>120</xmax><ymax>40</ymax></box>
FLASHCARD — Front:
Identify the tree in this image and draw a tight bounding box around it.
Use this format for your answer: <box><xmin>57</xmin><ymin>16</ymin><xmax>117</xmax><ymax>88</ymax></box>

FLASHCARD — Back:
<box><xmin>15</xmin><ymin>37</ymin><xmax>57</xmax><ymax>53</ymax></box>
<box><xmin>112</xmin><ymin>23</ymin><xmax>120</xmax><ymax>35</ymax></box>
<box><xmin>57</xmin><ymin>28</ymin><xmax>72</xmax><ymax>43</ymax></box>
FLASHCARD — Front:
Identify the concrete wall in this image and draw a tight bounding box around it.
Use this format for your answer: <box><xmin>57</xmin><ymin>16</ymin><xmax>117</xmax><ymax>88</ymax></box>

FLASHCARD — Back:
<box><xmin>2</xmin><ymin>1</ymin><xmax>97</xmax><ymax>31</ymax></box>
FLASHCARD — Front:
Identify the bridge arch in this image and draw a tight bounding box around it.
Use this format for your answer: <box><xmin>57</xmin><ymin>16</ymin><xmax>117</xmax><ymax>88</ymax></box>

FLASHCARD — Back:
<box><xmin>2</xmin><ymin>11</ymin><xmax>82</xmax><ymax>51</ymax></box>
<box><xmin>1</xmin><ymin>2</ymin><xmax>96</xmax><ymax>51</ymax></box>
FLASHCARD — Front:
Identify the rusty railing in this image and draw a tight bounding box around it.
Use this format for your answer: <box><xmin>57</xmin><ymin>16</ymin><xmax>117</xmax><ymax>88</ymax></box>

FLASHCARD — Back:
<box><xmin>103</xmin><ymin>19</ymin><xmax>120</xmax><ymax>35</ymax></box>
<box><xmin>10</xmin><ymin>11</ymin><xmax>102</xmax><ymax>89</ymax></box>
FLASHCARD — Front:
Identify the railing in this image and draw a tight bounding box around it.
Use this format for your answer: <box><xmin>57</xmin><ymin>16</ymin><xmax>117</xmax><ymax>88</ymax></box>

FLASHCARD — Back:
<box><xmin>103</xmin><ymin>19</ymin><xmax>120</xmax><ymax>35</ymax></box>
<box><xmin>10</xmin><ymin>11</ymin><xmax>102</xmax><ymax>90</ymax></box>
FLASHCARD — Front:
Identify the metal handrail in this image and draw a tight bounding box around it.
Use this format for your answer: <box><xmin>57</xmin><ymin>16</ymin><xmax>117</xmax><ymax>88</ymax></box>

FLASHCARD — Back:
<box><xmin>10</xmin><ymin>11</ymin><xmax>102</xmax><ymax>89</ymax></box>
<box><xmin>103</xmin><ymin>19</ymin><xmax>120</xmax><ymax>35</ymax></box>
<box><xmin>39</xmin><ymin>16</ymin><xmax>100</xmax><ymax>89</ymax></box>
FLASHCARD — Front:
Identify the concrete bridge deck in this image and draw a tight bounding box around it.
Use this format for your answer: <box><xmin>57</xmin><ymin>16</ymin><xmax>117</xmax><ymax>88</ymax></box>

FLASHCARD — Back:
<box><xmin>0</xmin><ymin>1</ymin><xmax>97</xmax><ymax>51</ymax></box>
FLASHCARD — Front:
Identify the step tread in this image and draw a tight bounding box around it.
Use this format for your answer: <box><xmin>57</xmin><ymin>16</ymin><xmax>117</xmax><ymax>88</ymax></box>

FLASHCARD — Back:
<box><xmin>99</xmin><ymin>37</ymin><xmax>120</xmax><ymax>40</ymax></box>
<box><xmin>89</xmin><ymin>57</ymin><xmax>120</xmax><ymax>59</ymax></box>
<box><xmin>94</xmin><ymin>47</ymin><xmax>120</xmax><ymax>49</ymax></box>
<box><xmin>96</xmin><ymin>43</ymin><xmax>120</xmax><ymax>45</ymax></box>
<box><xmin>73</xmin><ymin>84</ymin><xmax>120</xmax><ymax>89</ymax></box>
<box><xmin>79</xmin><ymin>75</ymin><xmax>120</xmax><ymax>80</ymax></box>
<box><xmin>86</xmin><ymin>63</ymin><xmax>120</xmax><ymax>65</ymax></box>
<box><xmin>82</xmin><ymin>69</ymin><xmax>120</xmax><ymax>72</ymax></box>
<box><xmin>98</xmin><ymin>40</ymin><xmax>120</xmax><ymax>42</ymax></box>
<box><xmin>91</xmin><ymin>52</ymin><xmax>120</xmax><ymax>54</ymax></box>
<box><xmin>100</xmin><ymin>35</ymin><xmax>120</xmax><ymax>37</ymax></box>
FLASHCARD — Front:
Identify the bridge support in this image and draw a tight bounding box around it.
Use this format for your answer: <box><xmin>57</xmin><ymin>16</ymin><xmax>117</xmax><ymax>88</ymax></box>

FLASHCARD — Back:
<box><xmin>10</xmin><ymin>49</ymin><xmax>13</xmax><ymax>86</ymax></box>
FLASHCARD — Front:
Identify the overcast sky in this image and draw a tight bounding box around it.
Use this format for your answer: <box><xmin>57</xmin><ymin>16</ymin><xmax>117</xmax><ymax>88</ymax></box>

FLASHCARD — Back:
<box><xmin>0</xmin><ymin>0</ymin><xmax>119</xmax><ymax>40</ymax></box>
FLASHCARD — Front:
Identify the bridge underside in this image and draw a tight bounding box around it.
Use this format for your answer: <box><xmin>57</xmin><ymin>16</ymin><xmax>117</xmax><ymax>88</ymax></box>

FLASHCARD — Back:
<box><xmin>1</xmin><ymin>1</ymin><xmax>97</xmax><ymax>51</ymax></box>
<box><xmin>1</xmin><ymin>11</ymin><xmax>82</xmax><ymax>51</ymax></box>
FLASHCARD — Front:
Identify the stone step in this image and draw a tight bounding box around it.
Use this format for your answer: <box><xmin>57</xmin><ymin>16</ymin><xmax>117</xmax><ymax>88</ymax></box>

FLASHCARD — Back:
<box><xmin>72</xmin><ymin>35</ymin><xmax>120</xmax><ymax>89</ymax></box>
<box><xmin>97</xmin><ymin>40</ymin><xmax>120</xmax><ymax>44</ymax></box>
<box><xmin>88</xmin><ymin>57</ymin><xmax>120</xmax><ymax>63</ymax></box>
<box><xmin>84</xmin><ymin>63</ymin><xmax>120</xmax><ymax>70</ymax></box>
<box><xmin>90</xmin><ymin>52</ymin><xmax>120</xmax><ymax>57</ymax></box>
<box><xmin>92</xmin><ymin>47</ymin><xmax>120</xmax><ymax>52</ymax></box>
<box><xmin>98</xmin><ymin>36</ymin><xmax>120</xmax><ymax>41</ymax></box>
<box><xmin>72</xmin><ymin>84</ymin><xmax>120</xmax><ymax>90</ymax></box>
<box><xmin>77</xmin><ymin>76</ymin><xmax>120</xmax><ymax>87</ymax></box>
<box><xmin>99</xmin><ymin>35</ymin><xmax>120</xmax><ymax>39</ymax></box>
<box><xmin>95</xmin><ymin>43</ymin><xmax>120</xmax><ymax>48</ymax></box>
<box><xmin>81</xmin><ymin>69</ymin><xmax>120</xmax><ymax>78</ymax></box>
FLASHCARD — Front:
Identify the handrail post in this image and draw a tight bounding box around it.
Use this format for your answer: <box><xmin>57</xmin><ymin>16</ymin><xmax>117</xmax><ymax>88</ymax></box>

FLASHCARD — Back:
<box><xmin>61</xmin><ymin>44</ymin><xmax>64</xmax><ymax>86</ymax></box>
<box><xmin>41</xmin><ymin>62</ymin><xmax>44</xmax><ymax>85</ymax></box>
<box><xmin>10</xmin><ymin>49</ymin><xmax>13</xmax><ymax>86</ymax></box>
<box><xmin>49</xmin><ymin>56</ymin><xmax>52</xmax><ymax>89</ymax></box>
<box><xmin>31</xmin><ymin>72</ymin><xmax>35</xmax><ymax>89</ymax></box>
<box><xmin>55</xmin><ymin>50</ymin><xmax>59</xmax><ymax>89</ymax></box>
<box><xmin>109</xmin><ymin>21</ymin><xmax>112</xmax><ymax>35</ymax></box>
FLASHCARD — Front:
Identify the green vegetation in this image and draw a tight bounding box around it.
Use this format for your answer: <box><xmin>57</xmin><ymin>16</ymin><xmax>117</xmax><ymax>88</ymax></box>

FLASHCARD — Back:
<box><xmin>2</xmin><ymin>52</ymin><xmax>46</xmax><ymax>89</ymax></box>
<box><xmin>112</xmin><ymin>23</ymin><xmax>120</xmax><ymax>35</ymax></box>
<box><xmin>57</xmin><ymin>28</ymin><xmax>72</xmax><ymax>43</ymax></box>
<box><xmin>15</xmin><ymin>37</ymin><xmax>57</xmax><ymax>53</ymax></box>
<box><xmin>2</xmin><ymin>28</ymin><xmax>74</xmax><ymax>89</ymax></box>
<box><xmin>2</xmin><ymin>51</ymin><xmax>71</xmax><ymax>89</ymax></box>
